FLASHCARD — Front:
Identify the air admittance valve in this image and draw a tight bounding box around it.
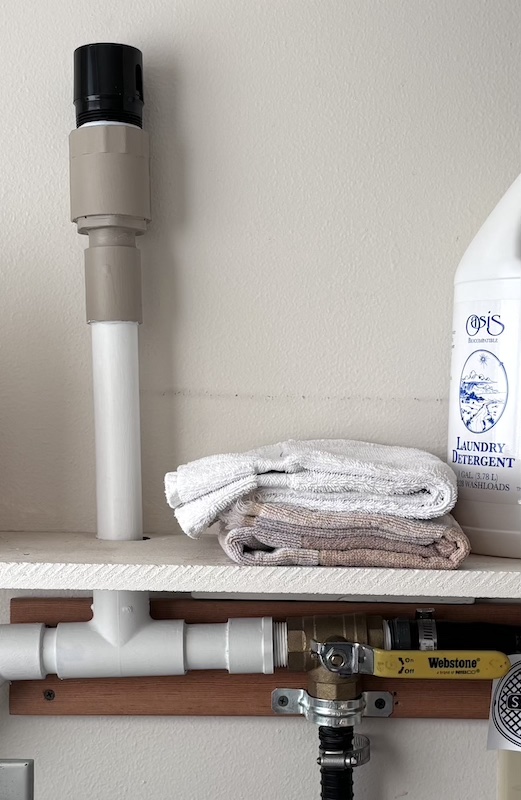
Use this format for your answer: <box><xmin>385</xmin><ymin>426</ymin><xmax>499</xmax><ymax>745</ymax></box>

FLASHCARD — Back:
<box><xmin>70</xmin><ymin>41</ymin><xmax>149</xmax><ymax>540</ymax></box>
<box><xmin>74</xmin><ymin>43</ymin><xmax>144</xmax><ymax>128</ymax></box>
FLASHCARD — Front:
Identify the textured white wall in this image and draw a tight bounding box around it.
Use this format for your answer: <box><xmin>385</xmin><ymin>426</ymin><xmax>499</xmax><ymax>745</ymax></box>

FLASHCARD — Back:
<box><xmin>1</xmin><ymin>0</ymin><xmax>519</xmax><ymax>797</ymax></box>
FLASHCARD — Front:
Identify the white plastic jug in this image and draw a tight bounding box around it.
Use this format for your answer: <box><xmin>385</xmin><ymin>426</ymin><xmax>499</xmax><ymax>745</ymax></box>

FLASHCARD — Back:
<box><xmin>448</xmin><ymin>175</ymin><xmax>521</xmax><ymax>557</ymax></box>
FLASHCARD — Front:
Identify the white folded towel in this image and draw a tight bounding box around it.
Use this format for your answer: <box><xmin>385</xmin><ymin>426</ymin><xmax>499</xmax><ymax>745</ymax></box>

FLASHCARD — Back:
<box><xmin>165</xmin><ymin>439</ymin><xmax>457</xmax><ymax>539</ymax></box>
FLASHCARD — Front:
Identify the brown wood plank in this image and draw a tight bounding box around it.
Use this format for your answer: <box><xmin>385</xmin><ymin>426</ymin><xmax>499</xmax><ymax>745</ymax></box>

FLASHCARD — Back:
<box><xmin>9</xmin><ymin>597</ymin><xmax>519</xmax><ymax>719</ymax></box>
<box><xmin>9</xmin><ymin>673</ymin><xmax>491</xmax><ymax>719</ymax></box>
<box><xmin>11</xmin><ymin>596</ymin><xmax>521</xmax><ymax>625</ymax></box>
<box><xmin>362</xmin><ymin>677</ymin><xmax>490</xmax><ymax>719</ymax></box>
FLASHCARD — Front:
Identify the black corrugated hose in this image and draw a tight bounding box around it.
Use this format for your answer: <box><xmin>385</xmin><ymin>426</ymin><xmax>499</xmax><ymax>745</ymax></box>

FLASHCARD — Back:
<box><xmin>318</xmin><ymin>727</ymin><xmax>354</xmax><ymax>800</ymax></box>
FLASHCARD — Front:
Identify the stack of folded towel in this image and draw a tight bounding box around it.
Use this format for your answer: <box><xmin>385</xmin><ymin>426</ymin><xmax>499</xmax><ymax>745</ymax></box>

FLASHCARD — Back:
<box><xmin>165</xmin><ymin>439</ymin><xmax>469</xmax><ymax>570</ymax></box>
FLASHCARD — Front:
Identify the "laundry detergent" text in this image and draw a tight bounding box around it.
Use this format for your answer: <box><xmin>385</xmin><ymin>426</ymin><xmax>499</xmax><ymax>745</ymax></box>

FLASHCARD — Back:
<box><xmin>452</xmin><ymin>437</ymin><xmax>515</xmax><ymax>468</ymax></box>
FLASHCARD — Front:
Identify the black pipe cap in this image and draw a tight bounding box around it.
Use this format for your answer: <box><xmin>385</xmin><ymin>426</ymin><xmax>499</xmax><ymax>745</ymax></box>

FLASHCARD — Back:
<box><xmin>74</xmin><ymin>43</ymin><xmax>143</xmax><ymax>128</ymax></box>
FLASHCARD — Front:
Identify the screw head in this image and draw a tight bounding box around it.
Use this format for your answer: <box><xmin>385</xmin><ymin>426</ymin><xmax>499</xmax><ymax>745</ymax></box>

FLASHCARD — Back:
<box><xmin>277</xmin><ymin>695</ymin><xmax>289</xmax><ymax>707</ymax></box>
<box><xmin>374</xmin><ymin>697</ymin><xmax>386</xmax><ymax>710</ymax></box>
<box><xmin>43</xmin><ymin>689</ymin><xmax>55</xmax><ymax>702</ymax></box>
<box><xmin>329</xmin><ymin>653</ymin><xmax>345</xmax><ymax>668</ymax></box>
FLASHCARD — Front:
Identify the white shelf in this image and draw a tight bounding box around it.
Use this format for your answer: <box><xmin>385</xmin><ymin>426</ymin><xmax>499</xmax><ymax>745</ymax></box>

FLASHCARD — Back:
<box><xmin>0</xmin><ymin>531</ymin><xmax>518</xmax><ymax>598</ymax></box>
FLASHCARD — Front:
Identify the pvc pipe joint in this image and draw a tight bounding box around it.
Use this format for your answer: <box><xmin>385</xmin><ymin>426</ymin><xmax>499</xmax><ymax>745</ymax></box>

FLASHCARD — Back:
<box><xmin>0</xmin><ymin>593</ymin><xmax>282</xmax><ymax>681</ymax></box>
<box><xmin>0</xmin><ymin>624</ymin><xmax>46</xmax><ymax>681</ymax></box>
<box><xmin>185</xmin><ymin>617</ymin><xmax>275</xmax><ymax>674</ymax></box>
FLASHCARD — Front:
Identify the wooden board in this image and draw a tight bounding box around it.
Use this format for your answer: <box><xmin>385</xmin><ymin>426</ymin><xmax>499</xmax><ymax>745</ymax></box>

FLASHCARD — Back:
<box><xmin>10</xmin><ymin>598</ymin><xmax>520</xmax><ymax>719</ymax></box>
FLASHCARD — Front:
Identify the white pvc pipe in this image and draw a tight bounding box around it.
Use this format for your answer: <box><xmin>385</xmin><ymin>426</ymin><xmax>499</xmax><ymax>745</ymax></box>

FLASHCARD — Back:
<box><xmin>91</xmin><ymin>590</ymin><xmax>150</xmax><ymax>645</ymax></box>
<box><xmin>0</xmin><ymin>612</ymin><xmax>278</xmax><ymax>680</ymax></box>
<box><xmin>52</xmin><ymin>617</ymin><xmax>186</xmax><ymax>679</ymax></box>
<box><xmin>0</xmin><ymin>624</ymin><xmax>45</xmax><ymax>680</ymax></box>
<box><xmin>91</xmin><ymin>321</ymin><xmax>142</xmax><ymax>541</ymax></box>
<box><xmin>185</xmin><ymin>618</ymin><xmax>274</xmax><ymax>673</ymax></box>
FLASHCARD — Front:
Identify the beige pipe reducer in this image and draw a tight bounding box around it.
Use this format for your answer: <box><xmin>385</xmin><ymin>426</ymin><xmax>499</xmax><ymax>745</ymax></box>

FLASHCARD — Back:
<box><xmin>69</xmin><ymin>124</ymin><xmax>151</xmax><ymax>323</ymax></box>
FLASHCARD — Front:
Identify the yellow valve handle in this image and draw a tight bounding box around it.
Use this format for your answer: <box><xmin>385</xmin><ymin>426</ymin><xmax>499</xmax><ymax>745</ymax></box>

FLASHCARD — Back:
<box><xmin>372</xmin><ymin>649</ymin><xmax>510</xmax><ymax>680</ymax></box>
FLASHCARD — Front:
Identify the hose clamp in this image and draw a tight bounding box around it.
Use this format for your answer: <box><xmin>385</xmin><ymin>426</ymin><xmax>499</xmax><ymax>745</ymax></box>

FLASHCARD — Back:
<box><xmin>318</xmin><ymin>734</ymin><xmax>371</xmax><ymax>769</ymax></box>
<box><xmin>416</xmin><ymin>609</ymin><xmax>437</xmax><ymax>652</ymax></box>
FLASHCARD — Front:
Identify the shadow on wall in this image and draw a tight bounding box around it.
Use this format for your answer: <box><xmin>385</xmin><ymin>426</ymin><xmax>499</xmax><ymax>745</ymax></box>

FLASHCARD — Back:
<box><xmin>138</xmin><ymin>50</ymin><xmax>189</xmax><ymax>533</ymax></box>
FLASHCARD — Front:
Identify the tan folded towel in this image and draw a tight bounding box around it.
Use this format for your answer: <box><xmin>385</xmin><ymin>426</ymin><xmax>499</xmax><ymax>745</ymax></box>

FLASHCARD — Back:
<box><xmin>218</xmin><ymin>500</ymin><xmax>470</xmax><ymax>569</ymax></box>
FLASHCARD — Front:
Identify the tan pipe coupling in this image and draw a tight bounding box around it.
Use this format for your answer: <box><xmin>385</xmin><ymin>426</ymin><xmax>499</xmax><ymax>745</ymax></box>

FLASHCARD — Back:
<box><xmin>84</xmin><ymin>245</ymin><xmax>142</xmax><ymax>324</ymax></box>
<box><xmin>69</xmin><ymin>125</ymin><xmax>151</xmax><ymax>323</ymax></box>
<box><xmin>70</xmin><ymin>125</ymin><xmax>150</xmax><ymax>223</ymax></box>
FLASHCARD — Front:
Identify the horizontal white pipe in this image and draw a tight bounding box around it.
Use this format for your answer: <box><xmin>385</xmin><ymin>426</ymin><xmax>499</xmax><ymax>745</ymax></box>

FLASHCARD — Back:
<box><xmin>52</xmin><ymin>618</ymin><xmax>186</xmax><ymax>678</ymax></box>
<box><xmin>0</xmin><ymin>624</ymin><xmax>45</xmax><ymax>680</ymax></box>
<box><xmin>0</xmin><ymin>592</ymin><xmax>279</xmax><ymax>680</ymax></box>
<box><xmin>91</xmin><ymin>322</ymin><xmax>142</xmax><ymax>541</ymax></box>
<box><xmin>185</xmin><ymin>617</ymin><xmax>274</xmax><ymax>673</ymax></box>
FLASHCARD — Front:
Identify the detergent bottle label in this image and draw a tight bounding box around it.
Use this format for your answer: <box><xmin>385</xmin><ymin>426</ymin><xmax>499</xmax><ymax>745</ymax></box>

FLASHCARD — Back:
<box><xmin>448</xmin><ymin>299</ymin><xmax>521</xmax><ymax>504</ymax></box>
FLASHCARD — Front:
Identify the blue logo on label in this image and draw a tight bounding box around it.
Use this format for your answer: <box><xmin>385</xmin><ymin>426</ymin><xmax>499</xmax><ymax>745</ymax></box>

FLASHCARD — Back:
<box><xmin>460</xmin><ymin>350</ymin><xmax>508</xmax><ymax>433</ymax></box>
<box><xmin>466</xmin><ymin>313</ymin><xmax>505</xmax><ymax>337</ymax></box>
